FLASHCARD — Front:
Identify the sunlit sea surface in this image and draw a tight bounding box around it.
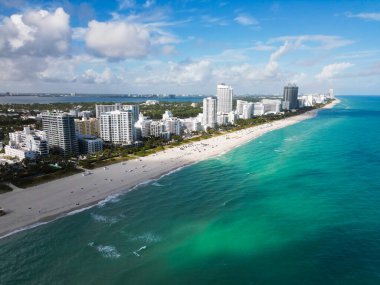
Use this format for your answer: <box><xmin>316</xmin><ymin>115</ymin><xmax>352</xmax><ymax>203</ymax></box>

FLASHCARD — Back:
<box><xmin>1</xmin><ymin>96</ymin><xmax>380</xmax><ymax>285</ymax></box>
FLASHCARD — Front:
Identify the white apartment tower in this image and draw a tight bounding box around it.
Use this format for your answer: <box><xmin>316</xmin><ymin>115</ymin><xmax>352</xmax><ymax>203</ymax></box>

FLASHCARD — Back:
<box><xmin>217</xmin><ymin>84</ymin><xmax>233</xmax><ymax>114</ymax></box>
<box><xmin>202</xmin><ymin>97</ymin><xmax>217</xmax><ymax>129</ymax></box>
<box><xmin>96</xmin><ymin>103</ymin><xmax>139</xmax><ymax>121</ymax></box>
<box><xmin>99</xmin><ymin>110</ymin><xmax>134</xmax><ymax>144</ymax></box>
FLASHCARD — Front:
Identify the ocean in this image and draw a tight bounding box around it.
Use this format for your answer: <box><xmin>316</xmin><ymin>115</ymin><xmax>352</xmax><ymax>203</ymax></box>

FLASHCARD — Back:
<box><xmin>1</xmin><ymin>96</ymin><xmax>380</xmax><ymax>285</ymax></box>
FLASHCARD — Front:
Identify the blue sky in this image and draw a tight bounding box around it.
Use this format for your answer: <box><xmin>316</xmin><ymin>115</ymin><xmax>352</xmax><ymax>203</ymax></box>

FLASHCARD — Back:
<box><xmin>0</xmin><ymin>0</ymin><xmax>379</xmax><ymax>95</ymax></box>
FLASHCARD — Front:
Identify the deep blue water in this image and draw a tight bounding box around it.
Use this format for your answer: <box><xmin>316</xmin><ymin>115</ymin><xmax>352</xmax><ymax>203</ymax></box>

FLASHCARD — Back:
<box><xmin>1</xmin><ymin>96</ymin><xmax>380</xmax><ymax>285</ymax></box>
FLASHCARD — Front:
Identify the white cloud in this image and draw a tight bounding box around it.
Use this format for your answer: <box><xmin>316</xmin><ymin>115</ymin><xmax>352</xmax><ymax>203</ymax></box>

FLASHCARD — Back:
<box><xmin>80</xmin><ymin>68</ymin><xmax>122</xmax><ymax>84</ymax></box>
<box><xmin>135</xmin><ymin>60</ymin><xmax>212</xmax><ymax>85</ymax></box>
<box><xmin>234</xmin><ymin>14</ymin><xmax>259</xmax><ymax>26</ymax></box>
<box><xmin>72</xmin><ymin>27</ymin><xmax>87</xmax><ymax>40</ymax></box>
<box><xmin>316</xmin><ymin>62</ymin><xmax>353</xmax><ymax>80</ymax></box>
<box><xmin>85</xmin><ymin>20</ymin><xmax>151</xmax><ymax>59</ymax></box>
<box><xmin>0</xmin><ymin>56</ymin><xmax>46</xmax><ymax>81</ymax></box>
<box><xmin>270</xmin><ymin>35</ymin><xmax>354</xmax><ymax>50</ymax></box>
<box><xmin>150</xmin><ymin>31</ymin><xmax>180</xmax><ymax>45</ymax></box>
<box><xmin>0</xmin><ymin>7</ymin><xmax>71</xmax><ymax>56</ymax></box>
<box><xmin>261</xmin><ymin>41</ymin><xmax>295</xmax><ymax>79</ymax></box>
<box><xmin>345</xmin><ymin>12</ymin><xmax>380</xmax><ymax>21</ymax></box>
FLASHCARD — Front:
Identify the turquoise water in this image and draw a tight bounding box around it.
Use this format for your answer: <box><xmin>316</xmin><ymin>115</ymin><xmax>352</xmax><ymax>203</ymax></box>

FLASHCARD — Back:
<box><xmin>1</xmin><ymin>96</ymin><xmax>380</xmax><ymax>285</ymax></box>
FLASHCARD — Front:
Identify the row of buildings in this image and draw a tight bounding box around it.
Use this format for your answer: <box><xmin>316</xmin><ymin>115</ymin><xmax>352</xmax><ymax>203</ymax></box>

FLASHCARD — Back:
<box><xmin>3</xmin><ymin>85</ymin><xmax>334</xmax><ymax>160</ymax></box>
<box><xmin>202</xmin><ymin>84</ymin><xmax>334</xmax><ymax>128</ymax></box>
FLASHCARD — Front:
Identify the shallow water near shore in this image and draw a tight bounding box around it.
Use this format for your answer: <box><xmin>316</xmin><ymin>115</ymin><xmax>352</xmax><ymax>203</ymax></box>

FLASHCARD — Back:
<box><xmin>1</xmin><ymin>96</ymin><xmax>380</xmax><ymax>285</ymax></box>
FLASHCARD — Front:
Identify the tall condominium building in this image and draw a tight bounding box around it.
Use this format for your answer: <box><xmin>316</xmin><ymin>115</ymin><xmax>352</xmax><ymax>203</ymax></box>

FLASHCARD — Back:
<box><xmin>95</xmin><ymin>103</ymin><xmax>139</xmax><ymax>121</ymax></box>
<box><xmin>95</xmin><ymin>103</ymin><xmax>124</xmax><ymax>118</ymax></box>
<box><xmin>126</xmin><ymin>105</ymin><xmax>140</xmax><ymax>123</ymax></box>
<box><xmin>282</xmin><ymin>83</ymin><xmax>299</xmax><ymax>110</ymax></box>
<box><xmin>74</xmin><ymin>117</ymin><xmax>99</xmax><ymax>136</ymax></box>
<box><xmin>202</xmin><ymin>97</ymin><xmax>217</xmax><ymax>129</ymax></box>
<box><xmin>99</xmin><ymin>110</ymin><xmax>134</xmax><ymax>144</ymax></box>
<box><xmin>42</xmin><ymin>112</ymin><xmax>79</xmax><ymax>156</ymax></box>
<box><xmin>217</xmin><ymin>84</ymin><xmax>233</xmax><ymax>114</ymax></box>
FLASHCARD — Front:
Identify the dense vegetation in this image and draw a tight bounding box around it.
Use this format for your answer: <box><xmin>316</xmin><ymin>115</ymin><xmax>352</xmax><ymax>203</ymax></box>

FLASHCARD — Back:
<box><xmin>0</xmin><ymin>156</ymin><xmax>79</xmax><ymax>189</ymax></box>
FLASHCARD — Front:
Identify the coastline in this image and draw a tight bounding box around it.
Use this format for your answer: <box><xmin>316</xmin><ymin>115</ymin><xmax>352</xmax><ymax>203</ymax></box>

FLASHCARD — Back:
<box><xmin>0</xmin><ymin>99</ymin><xmax>340</xmax><ymax>239</ymax></box>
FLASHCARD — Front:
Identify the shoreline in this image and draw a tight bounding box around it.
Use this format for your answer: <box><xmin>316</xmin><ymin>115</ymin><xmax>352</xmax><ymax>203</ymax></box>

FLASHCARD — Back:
<box><xmin>0</xmin><ymin>99</ymin><xmax>340</xmax><ymax>239</ymax></box>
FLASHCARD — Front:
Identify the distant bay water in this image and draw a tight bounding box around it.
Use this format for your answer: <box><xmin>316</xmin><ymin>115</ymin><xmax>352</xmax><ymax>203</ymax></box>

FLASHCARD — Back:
<box><xmin>1</xmin><ymin>96</ymin><xmax>380</xmax><ymax>285</ymax></box>
<box><xmin>0</xmin><ymin>95</ymin><xmax>204</xmax><ymax>104</ymax></box>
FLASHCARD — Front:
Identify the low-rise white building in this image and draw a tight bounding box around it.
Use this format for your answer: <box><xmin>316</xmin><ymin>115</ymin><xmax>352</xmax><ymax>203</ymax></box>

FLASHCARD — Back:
<box><xmin>217</xmin><ymin>113</ymin><xmax>229</xmax><ymax>125</ymax></box>
<box><xmin>150</xmin><ymin>121</ymin><xmax>165</xmax><ymax>138</ymax></box>
<box><xmin>144</xmin><ymin>100</ymin><xmax>159</xmax><ymax>105</ymax></box>
<box><xmin>180</xmin><ymin>118</ymin><xmax>202</xmax><ymax>133</ymax></box>
<box><xmin>163</xmin><ymin>117</ymin><xmax>182</xmax><ymax>136</ymax></box>
<box><xmin>6</xmin><ymin>126</ymin><xmax>48</xmax><ymax>160</ymax></box>
<box><xmin>4</xmin><ymin>145</ymin><xmax>38</xmax><ymax>160</ymax></box>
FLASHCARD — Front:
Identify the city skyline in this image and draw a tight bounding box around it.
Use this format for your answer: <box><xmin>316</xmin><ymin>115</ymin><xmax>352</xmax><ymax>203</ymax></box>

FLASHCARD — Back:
<box><xmin>0</xmin><ymin>0</ymin><xmax>380</xmax><ymax>95</ymax></box>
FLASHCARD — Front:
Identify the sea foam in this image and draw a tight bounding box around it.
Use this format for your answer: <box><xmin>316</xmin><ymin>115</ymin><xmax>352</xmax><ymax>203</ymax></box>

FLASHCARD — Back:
<box><xmin>88</xmin><ymin>242</ymin><xmax>121</xmax><ymax>259</ymax></box>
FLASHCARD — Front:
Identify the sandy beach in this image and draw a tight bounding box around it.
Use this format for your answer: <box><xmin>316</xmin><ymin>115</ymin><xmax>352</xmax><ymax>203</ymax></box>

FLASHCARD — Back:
<box><xmin>0</xmin><ymin>99</ymin><xmax>340</xmax><ymax>239</ymax></box>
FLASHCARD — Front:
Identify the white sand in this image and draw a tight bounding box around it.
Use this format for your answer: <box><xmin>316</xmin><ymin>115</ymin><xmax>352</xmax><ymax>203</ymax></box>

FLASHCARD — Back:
<box><xmin>0</xmin><ymin>99</ymin><xmax>340</xmax><ymax>238</ymax></box>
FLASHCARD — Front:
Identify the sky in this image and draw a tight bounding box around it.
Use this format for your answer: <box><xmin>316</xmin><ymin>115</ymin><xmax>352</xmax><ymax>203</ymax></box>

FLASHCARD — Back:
<box><xmin>0</xmin><ymin>0</ymin><xmax>379</xmax><ymax>95</ymax></box>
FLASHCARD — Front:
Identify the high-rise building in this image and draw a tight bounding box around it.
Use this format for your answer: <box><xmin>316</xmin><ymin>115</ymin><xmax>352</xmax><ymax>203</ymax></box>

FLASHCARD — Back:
<box><xmin>282</xmin><ymin>84</ymin><xmax>299</xmax><ymax>110</ymax></box>
<box><xmin>217</xmin><ymin>84</ymin><xmax>233</xmax><ymax>114</ymax></box>
<box><xmin>99</xmin><ymin>110</ymin><xmax>134</xmax><ymax>144</ymax></box>
<box><xmin>42</xmin><ymin>112</ymin><xmax>79</xmax><ymax>156</ymax></box>
<box><xmin>202</xmin><ymin>97</ymin><xmax>217</xmax><ymax>129</ymax></box>
<box><xmin>125</xmin><ymin>105</ymin><xmax>140</xmax><ymax>123</ymax></box>
<box><xmin>262</xmin><ymin>99</ymin><xmax>282</xmax><ymax>114</ymax></box>
<box><xmin>96</xmin><ymin>103</ymin><xmax>139</xmax><ymax>121</ymax></box>
<box><xmin>74</xmin><ymin>117</ymin><xmax>99</xmax><ymax>136</ymax></box>
<box><xmin>95</xmin><ymin>103</ymin><xmax>124</xmax><ymax>118</ymax></box>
